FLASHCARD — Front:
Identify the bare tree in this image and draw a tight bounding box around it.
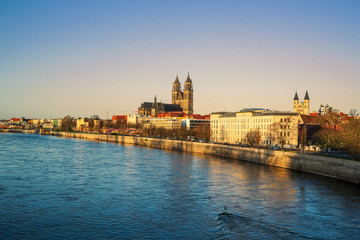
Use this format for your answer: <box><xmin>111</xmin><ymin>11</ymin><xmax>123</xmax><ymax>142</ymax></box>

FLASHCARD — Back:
<box><xmin>88</xmin><ymin>119</ymin><xmax>94</xmax><ymax>129</ymax></box>
<box><xmin>245</xmin><ymin>129</ymin><xmax>261</xmax><ymax>147</ymax></box>
<box><xmin>300</xmin><ymin>124</ymin><xmax>307</xmax><ymax>153</ymax></box>
<box><xmin>61</xmin><ymin>115</ymin><xmax>76</xmax><ymax>132</ymax></box>
<box><xmin>340</xmin><ymin>119</ymin><xmax>360</xmax><ymax>160</ymax></box>
<box><xmin>269</xmin><ymin>117</ymin><xmax>297</xmax><ymax>150</ymax></box>
<box><xmin>315</xmin><ymin>110</ymin><xmax>341</xmax><ymax>125</ymax></box>
<box><xmin>313</xmin><ymin>129</ymin><xmax>341</xmax><ymax>154</ymax></box>
<box><xmin>349</xmin><ymin>109</ymin><xmax>359</xmax><ymax>117</ymax></box>
<box><xmin>104</xmin><ymin>120</ymin><xmax>113</xmax><ymax>129</ymax></box>
<box><xmin>219</xmin><ymin>125</ymin><xmax>226</xmax><ymax>142</ymax></box>
<box><xmin>91</xmin><ymin>115</ymin><xmax>100</xmax><ymax>120</ymax></box>
<box><xmin>193</xmin><ymin>123</ymin><xmax>210</xmax><ymax>141</ymax></box>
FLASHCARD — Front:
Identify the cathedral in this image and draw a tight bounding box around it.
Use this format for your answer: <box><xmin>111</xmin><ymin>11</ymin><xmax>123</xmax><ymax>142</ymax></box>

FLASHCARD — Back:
<box><xmin>293</xmin><ymin>90</ymin><xmax>310</xmax><ymax>115</ymax></box>
<box><xmin>172</xmin><ymin>73</ymin><xmax>194</xmax><ymax>115</ymax></box>
<box><xmin>138</xmin><ymin>74</ymin><xmax>194</xmax><ymax>116</ymax></box>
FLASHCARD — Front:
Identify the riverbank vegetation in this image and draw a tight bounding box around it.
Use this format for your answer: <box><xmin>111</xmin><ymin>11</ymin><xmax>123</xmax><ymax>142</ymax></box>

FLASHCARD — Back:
<box><xmin>314</xmin><ymin>118</ymin><xmax>360</xmax><ymax>160</ymax></box>
<box><xmin>56</xmin><ymin>115</ymin><xmax>210</xmax><ymax>142</ymax></box>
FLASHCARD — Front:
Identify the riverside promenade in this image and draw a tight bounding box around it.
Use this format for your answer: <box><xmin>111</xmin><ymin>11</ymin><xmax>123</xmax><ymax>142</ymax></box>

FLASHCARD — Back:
<box><xmin>48</xmin><ymin>131</ymin><xmax>360</xmax><ymax>184</ymax></box>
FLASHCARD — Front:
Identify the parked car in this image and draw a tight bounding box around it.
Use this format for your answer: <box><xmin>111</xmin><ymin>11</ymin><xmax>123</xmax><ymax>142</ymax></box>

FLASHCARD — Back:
<box><xmin>223</xmin><ymin>142</ymin><xmax>230</xmax><ymax>145</ymax></box>
<box><xmin>234</xmin><ymin>142</ymin><xmax>240</xmax><ymax>145</ymax></box>
<box><xmin>270</xmin><ymin>145</ymin><xmax>281</xmax><ymax>150</ymax></box>
<box><xmin>241</xmin><ymin>144</ymin><xmax>250</xmax><ymax>147</ymax></box>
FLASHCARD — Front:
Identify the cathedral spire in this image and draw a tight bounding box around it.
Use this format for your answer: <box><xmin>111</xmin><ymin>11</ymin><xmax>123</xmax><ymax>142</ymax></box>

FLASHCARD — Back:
<box><xmin>293</xmin><ymin>91</ymin><xmax>299</xmax><ymax>101</ymax></box>
<box><xmin>186</xmin><ymin>72</ymin><xmax>191</xmax><ymax>82</ymax></box>
<box><xmin>184</xmin><ymin>73</ymin><xmax>193</xmax><ymax>91</ymax></box>
<box><xmin>174</xmin><ymin>75</ymin><xmax>179</xmax><ymax>83</ymax></box>
<box><xmin>304</xmin><ymin>90</ymin><xmax>310</xmax><ymax>100</ymax></box>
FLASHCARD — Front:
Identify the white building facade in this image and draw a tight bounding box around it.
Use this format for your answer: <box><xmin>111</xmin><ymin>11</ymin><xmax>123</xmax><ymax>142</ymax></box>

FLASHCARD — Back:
<box><xmin>210</xmin><ymin>108</ymin><xmax>299</xmax><ymax>147</ymax></box>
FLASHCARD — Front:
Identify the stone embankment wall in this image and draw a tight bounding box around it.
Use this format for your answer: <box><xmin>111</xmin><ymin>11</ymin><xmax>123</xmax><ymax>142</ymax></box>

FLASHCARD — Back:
<box><xmin>0</xmin><ymin>129</ymin><xmax>37</xmax><ymax>134</ymax></box>
<box><xmin>51</xmin><ymin>131</ymin><xmax>360</xmax><ymax>184</ymax></box>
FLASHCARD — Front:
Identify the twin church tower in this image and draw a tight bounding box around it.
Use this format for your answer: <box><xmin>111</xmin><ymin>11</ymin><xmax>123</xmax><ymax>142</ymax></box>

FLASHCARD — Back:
<box><xmin>293</xmin><ymin>90</ymin><xmax>310</xmax><ymax>115</ymax></box>
<box><xmin>172</xmin><ymin>73</ymin><xmax>194</xmax><ymax>115</ymax></box>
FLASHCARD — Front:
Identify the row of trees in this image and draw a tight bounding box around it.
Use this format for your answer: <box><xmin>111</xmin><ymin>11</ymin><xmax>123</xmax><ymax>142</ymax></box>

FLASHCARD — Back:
<box><xmin>60</xmin><ymin>115</ymin><xmax>76</xmax><ymax>132</ymax></box>
<box><xmin>244</xmin><ymin>117</ymin><xmax>297</xmax><ymax>149</ymax></box>
<box><xmin>59</xmin><ymin>115</ymin><xmax>129</xmax><ymax>133</ymax></box>
<box><xmin>58</xmin><ymin>115</ymin><xmax>210</xmax><ymax>141</ymax></box>
<box><xmin>140</xmin><ymin>123</ymin><xmax>210</xmax><ymax>141</ymax></box>
<box><xmin>313</xmin><ymin>119</ymin><xmax>360</xmax><ymax>160</ymax></box>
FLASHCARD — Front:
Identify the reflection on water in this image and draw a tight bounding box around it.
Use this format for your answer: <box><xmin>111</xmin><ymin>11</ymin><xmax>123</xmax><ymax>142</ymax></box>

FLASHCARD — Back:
<box><xmin>0</xmin><ymin>133</ymin><xmax>360</xmax><ymax>239</ymax></box>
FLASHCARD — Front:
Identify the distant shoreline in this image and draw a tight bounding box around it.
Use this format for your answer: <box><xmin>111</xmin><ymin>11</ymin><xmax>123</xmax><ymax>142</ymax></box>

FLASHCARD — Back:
<box><xmin>2</xmin><ymin>129</ymin><xmax>360</xmax><ymax>184</ymax></box>
<box><xmin>0</xmin><ymin>129</ymin><xmax>37</xmax><ymax>134</ymax></box>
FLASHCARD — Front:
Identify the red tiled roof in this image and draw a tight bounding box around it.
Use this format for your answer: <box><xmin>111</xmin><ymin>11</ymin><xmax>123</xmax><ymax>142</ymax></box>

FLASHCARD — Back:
<box><xmin>112</xmin><ymin>115</ymin><xmax>127</xmax><ymax>122</ymax></box>
<box><xmin>156</xmin><ymin>111</ymin><xmax>187</xmax><ymax>118</ymax></box>
<box><xmin>300</xmin><ymin>114</ymin><xmax>319</xmax><ymax>124</ymax></box>
<box><xmin>9</xmin><ymin>118</ymin><xmax>21</xmax><ymax>122</ymax></box>
<box><xmin>187</xmin><ymin>114</ymin><xmax>205</xmax><ymax>119</ymax></box>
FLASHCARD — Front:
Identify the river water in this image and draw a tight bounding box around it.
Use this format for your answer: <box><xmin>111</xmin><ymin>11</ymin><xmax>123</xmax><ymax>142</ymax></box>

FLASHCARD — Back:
<box><xmin>1</xmin><ymin>133</ymin><xmax>360</xmax><ymax>239</ymax></box>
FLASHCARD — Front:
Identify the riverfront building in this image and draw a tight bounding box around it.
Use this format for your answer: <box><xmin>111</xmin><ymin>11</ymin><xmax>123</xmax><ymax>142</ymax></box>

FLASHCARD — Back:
<box><xmin>76</xmin><ymin>118</ymin><xmax>89</xmax><ymax>131</ymax></box>
<box><xmin>128</xmin><ymin>114</ymin><xmax>209</xmax><ymax>130</ymax></box>
<box><xmin>182</xmin><ymin>118</ymin><xmax>209</xmax><ymax>130</ymax></box>
<box><xmin>143</xmin><ymin>118</ymin><xmax>182</xmax><ymax>129</ymax></box>
<box><xmin>210</xmin><ymin>108</ymin><xmax>299</xmax><ymax>148</ymax></box>
<box><xmin>127</xmin><ymin>114</ymin><xmax>157</xmax><ymax>126</ymax></box>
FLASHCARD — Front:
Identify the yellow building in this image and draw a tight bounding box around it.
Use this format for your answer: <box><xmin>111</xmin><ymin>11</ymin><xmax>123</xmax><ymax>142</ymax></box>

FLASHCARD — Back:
<box><xmin>76</xmin><ymin>118</ymin><xmax>89</xmax><ymax>131</ymax></box>
<box><xmin>210</xmin><ymin>108</ymin><xmax>299</xmax><ymax>148</ymax></box>
<box><xmin>293</xmin><ymin>91</ymin><xmax>310</xmax><ymax>115</ymax></box>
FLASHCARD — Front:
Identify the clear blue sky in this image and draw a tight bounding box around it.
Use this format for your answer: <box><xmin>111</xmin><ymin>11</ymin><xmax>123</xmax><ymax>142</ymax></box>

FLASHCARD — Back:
<box><xmin>1</xmin><ymin>0</ymin><xmax>359</xmax><ymax>119</ymax></box>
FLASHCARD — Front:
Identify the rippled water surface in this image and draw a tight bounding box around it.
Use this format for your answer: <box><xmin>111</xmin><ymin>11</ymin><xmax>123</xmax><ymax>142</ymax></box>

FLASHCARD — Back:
<box><xmin>1</xmin><ymin>133</ymin><xmax>360</xmax><ymax>239</ymax></box>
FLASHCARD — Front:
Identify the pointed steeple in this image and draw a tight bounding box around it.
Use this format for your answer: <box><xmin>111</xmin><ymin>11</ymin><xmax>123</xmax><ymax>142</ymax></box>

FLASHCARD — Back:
<box><xmin>173</xmin><ymin>75</ymin><xmax>181</xmax><ymax>92</ymax></box>
<box><xmin>154</xmin><ymin>95</ymin><xmax>157</xmax><ymax>103</ymax></box>
<box><xmin>293</xmin><ymin>91</ymin><xmax>299</xmax><ymax>101</ymax></box>
<box><xmin>174</xmin><ymin>75</ymin><xmax>180</xmax><ymax>83</ymax></box>
<box><xmin>185</xmin><ymin>72</ymin><xmax>192</xmax><ymax>83</ymax></box>
<box><xmin>184</xmin><ymin>72</ymin><xmax>193</xmax><ymax>91</ymax></box>
<box><xmin>304</xmin><ymin>90</ymin><xmax>310</xmax><ymax>100</ymax></box>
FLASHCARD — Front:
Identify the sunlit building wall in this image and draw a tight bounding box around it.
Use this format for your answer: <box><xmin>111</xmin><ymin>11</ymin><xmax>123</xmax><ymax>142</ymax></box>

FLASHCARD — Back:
<box><xmin>210</xmin><ymin>109</ymin><xmax>299</xmax><ymax>147</ymax></box>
